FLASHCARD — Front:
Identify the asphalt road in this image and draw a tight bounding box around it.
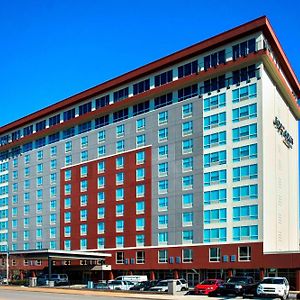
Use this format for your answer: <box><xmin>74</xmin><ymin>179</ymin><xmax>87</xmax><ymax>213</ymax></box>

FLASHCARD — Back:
<box><xmin>0</xmin><ymin>290</ymin><xmax>138</xmax><ymax>300</ymax></box>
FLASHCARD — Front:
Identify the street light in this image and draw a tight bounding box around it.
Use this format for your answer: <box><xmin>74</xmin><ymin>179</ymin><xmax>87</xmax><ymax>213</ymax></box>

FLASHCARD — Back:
<box><xmin>6</xmin><ymin>246</ymin><xmax>9</xmax><ymax>285</ymax></box>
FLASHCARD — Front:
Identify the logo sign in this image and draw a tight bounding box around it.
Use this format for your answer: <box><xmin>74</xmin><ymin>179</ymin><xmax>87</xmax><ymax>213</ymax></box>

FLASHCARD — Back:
<box><xmin>273</xmin><ymin>117</ymin><xmax>293</xmax><ymax>149</ymax></box>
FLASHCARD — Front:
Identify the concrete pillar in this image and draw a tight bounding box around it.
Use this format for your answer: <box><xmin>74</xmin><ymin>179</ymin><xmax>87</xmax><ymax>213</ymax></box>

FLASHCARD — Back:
<box><xmin>150</xmin><ymin>271</ymin><xmax>155</xmax><ymax>281</ymax></box>
<box><xmin>295</xmin><ymin>270</ymin><xmax>300</xmax><ymax>291</ymax></box>
<box><xmin>173</xmin><ymin>270</ymin><xmax>179</xmax><ymax>279</ymax></box>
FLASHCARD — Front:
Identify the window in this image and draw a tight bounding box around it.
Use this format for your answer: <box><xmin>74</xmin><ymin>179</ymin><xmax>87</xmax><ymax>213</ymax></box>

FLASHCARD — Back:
<box><xmin>182</xmin><ymin>103</ymin><xmax>193</xmax><ymax>118</ymax></box>
<box><xmin>136</xmin><ymin>218</ymin><xmax>145</xmax><ymax>230</ymax></box>
<box><xmin>65</xmin><ymin>155</ymin><xmax>72</xmax><ymax>166</ymax></box>
<box><xmin>238</xmin><ymin>246</ymin><xmax>252</xmax><ymax>261</ymax></box>
<box><xmin>65</xmin><ymin>141</ymin><xmax>72</xmax><ymax>153</ymax></box>
<box><xmin>50</xmin><ymin>159</ymin><xmax>57</xmax><ymax>170</ymax></box>
<box><xmin>37</xmin><ymin>150</ymin><xmax>43</xmax><ymax>160</ymax></box>
<box><xmin>204</xmin><ymin>228</ymin><xmax>227</xmax><ymax>243</ymax></box>
<box><xmin>116</xmin><ymin>236</ymin><xmax>124</xmax><ymax>248</ymax></box>
<box><xmin>158</xmin><ymin>180</ymin><xmax>168</xmax><ymax>194</ymax></box>
<box><xmin>95</xmin><ymin>115</ymin><xmax>109</xmax><ymax>129</ymax></box>
<box><xmin>209</xmin><ymin>247</ymin><xmax>221</xmax><ymax>262</ymax></box>
<box><xmin>80</xmin><ymin>195</ymin><xmax>88</xmax><ymax>207</ymax></box>
<box><xmin>23</xmin><ymin>125</ymin><xmax>33</xmax><ymax>136</ymax></box>
<box><xmin>78</xmin><ymin>121</ymin><xmax>92</xmax><ymax>134</ymax></box>
<box><xmin>158</xmin><ymin>249</ymin><xmax>168</xmax><ymax>263</ymax></box>
<box><xmin>233</xmin><ymin>184</ymin><xmax>258</xmax><ymax>202</ymax></box>
<box><xmin>158</xmin><ymin>145</ymin><xmax>168</xmax><ymax>159</ymax></box>
<box><xmin>136</xmin><ymin>185</ymin><xmax>145</xmax><ymax>198</ymax></box>
<box><xmin>64</xmin><ymin>184</ymin><xmax>71</xmax><ymax>195</ymax></box>
<box><xmin>64</xmin><ymin>240</ymin><xmax>71</xmax><ymax>250</ymax></box>
<box><xmin>233</xmin><ymin>205</ymin><xmax>258</xmax><ymax>221</ymax></box>
<box><xmin>182</xmin><ymin>121</ymin><xmax>193</xmax><ymax>136</ymax></box>
<box><xmin>136</xmin><ymin>118</ymin><xmax>145</xmax><ymax>131</ymax></box>
<box><xmin>232</xmin><ymin>124</ymin><xmax>257</xmax><ymax>142</ymax></box>
<box><xmin>80</xmin><ymin>181</ymin><xmax>88</xmax><ymax>192</ymax></box>
<box><xmin>204</xmin><ymin>150</ymin><xmax>226</xmax><ymax>167</ymax></box>
<box><xmin>97</xmin><ymin>207</ymin><xmax>105</xmax><ymax>219</ymax></box>
<box><xmin>182</xmin><ymin>157</ymin><xmax>193</xmax><ymax>172</ymax></box>
<box><xmin>116</xmin><ymin>188</ymin><xmax>124</xmax><ymax>200</ymax></box>
<box><xmin>80</xmin><ymin>165</ymin><xmax>88</xmax><ymax>177</ymax></box>
<box><xmin>133</xmin><ymin>78</ymin><xmax>150</xmax><ymax>95</ymax></box>
<box><xmin>136</xmin><ymin>151</ymin><xmax>145</xmax><ymax>164</ymax></box>
<box><xmin>182</xmin><ymin>175</ymin><xmax>193</xmax><ymax>190</ymax></box>
<box><xmin>80</xmin><ymin>239</ymin><xmax>87</xmax><ymax>250</ymax></box>
<box><xmin>233</xmin><ymin>225</ymin><xmax>258</xmax><ymax>241</ymax></box>
<box><xmin>113</xmin><ymin>87</ymin><xmax>129</xmax><ymax>103</ymax></box>
<box><xmin>116</xmin><ymin>172</ymin><xmax>124</xmax><ymax>185</ymax></box>
<box><xmin>98</xmin><ymin>145</ymin><xmax>106</xmax><ymax>157</ymax></box>
<box><xmin>158</xmin><ymin>111</ymin><xmax>168</xmax><ymax>125</ymax></box>
<box><xmin>136</xmin><ymin>168</ymin><xmax>145</xmax><ymax>181</ymax></box>
<box><xmin>155</xmin><ymin>70</ymin><xmax>173</xmax><ymax>87</ymax></box>
<box><xmin>64</xmin><ymin>198</ymin><xmax>71</xmax><ymax>209</ymax></box>
<box><xmin>63</xmin><ymin>127</ymin><xmax>75</xmax><ymax>139</ymax></box>
<box><xmin>116</xmin><ymin>251</ymin><xmax>124</xmax><ymax>264</ymax></box>
<box><xmin>98</xmin><ymin>176</ymin><xmax>105</xmax><ymax>188</ymax></box>
<box><xmin>154</xmin><ymin>93</ymin><xmax>172</xmax><ymax>109</ymax></box>
<box><xmin>64</xmin><ymin>226</ymin><xmax>71</xmax><ymax>237</ymax></box>
<box><xmin>203</xmin><ymin>93</ymin><xmax>226</xmax><ymax>111</ymax></box>
<box><xmin>113</xmin><ymin>108</ymin><xmax>129</xmax><ymax>122</ymax></box>
<box><xmin>136</xmin><ymin>234</ymin><xmax>145</xmax><ymax>247</ymax></box>
<box><xmin>64</xmin><ymin>212</ymin><xmax>71</xmax><ymax>223</ymax></box>
<box><xmin>204</xmin><ymin>49</ymin><xmax>226</xmax><ymax>70</ymax></box>
<box><xmin>133</xmin><ymin>101</ymin><xmax>150</xmax><ymax>116</ymax></box>
<box><xmin>80</xmin><ymin>137</ymin><xmax>88</xmax><ymax>149</ymax></box>
<box><xmin>182</xmin><ymin>139</ymin><xmax>193</xmax><ymax>154</ymax></box>
<box><xmin>80</xmin><ymin>209</ymin><xmax>87</xmax><ymax>221</ymax></box>
<box><xmin>182</xmin><ymin>212</ymin><xmax>193</xmax><ymax>226</ymax></box>
<box><xmin>204</xmin><ymin>170</ymin><xmax>226</xmax><ymax>186</ymax></box>
<box><xmin>202</xmin><ymin>75</ymin><xmax>226</xmax><ymax>93</ymax></box>
<box><xmin>232</xmin><ymin>38</ymin><xmax>256</xmax><ymax>60</ymax></box>
<box><xmin>116</xmin><ymin>140</ymin><xmax>125</xmax><ymax>152</ymax></box>
<box><xmin>98</xmin><ymin>222</ymin><xmax>105</xmax><ymax>234</ymax></box>
<box><xmin>232</xmin><ymin>104</ymin><xmax>257</xmax><ymax>122</ymax></box>
<box><xmin>182</xmin><ymin>248</ymin><xmax>193</xmax><ymax>263</ymax></box>
<box><xmin>136</xmin><ymin>134</ymin><xmax>146</xmax><ymax>147</ymax></box>
<box><xmin>158</xmin><ymin>162</ymin><xmax>168</xmax><ymax>177</ymax></box>
<box><xmin>116</xmin><ymin>220</ymin><xmax>124</xmax><ymax>232</ymax></box>
<box><xmin>178</xmin><ymin>60</ymin><xmax>198</xmax><ymax>78</ymax></box>
<box><xmin>182</xmin><ymin>194</ymin><xmax>193</xmax><ymax>208</ymax></box>
<box><xmin>158</xmin><ymin>197</ymin><xmax>168</xmax><ymax>211</ymax></box>
<box><xmin>232</xmin><ymin>84</ymin><xmax>257</xmax><ymax>103</ymax></box>
<box><xmin>158</xmin><ymin>128</ymin><xmax>168</xmax><ymax>142</ymax></box>
<box><xmin>97</xmin><ymin>191</ymin><xmax>105</xmax><ymax>204</ymax></box>
<box><xmin>98</xmin><ymin>130</ymin><xmax>106</xmax><ymax>143</ymax></box>
<box><xmin>65</xmin><ymin>169</ymin><xmax>72</xmax><ymax>181</ymax></box>
<box><xmin>182</xmin><ymin>230</ymin><xmax>193</xmax><ymax>243</ymax></box>
<box><xmin>178</xmin><ymin>85</ymin><xmax>197</xmax><ymax>102</ymax></box>
<box><xmin>136</xmin><ymin>201</ymin><xmax>145</xmax><ymax>214</ymax></box>
<box><xmin>50</xmin><ymin>173</ymin><xmax>57</xmax><ymax>184</ymax></box>
<box><xmin>80</xmin><ymin>224</ymin><xmax>87</xmax><ymax>236</ymax></box>
<box><xmin>233</xmin><ymin>144</ymin><xmax>257</xmax><ymax>161</ymax></box>
<box><xmin>116</xmin><ymin>156</ymin><xmax>124</xmax><ymax>169</ymax></box>
<box><xmin>116</xmin><ymin>204</ymin><xmax>124</xmax><ymax>216</ymax></box>
<box><xmin>63</xmin><ymin>108</ymin><xmax>75</xmax><ymax>121</ymax></box>
<box><xmin>158</xmin><ymin>232</ymin><xmax>168</xmax><ymax>245</ymax></box>
<box><xmin>95</xmin><ymin>95</ymin><xmax>109</xmax><ymax>109</ymax></box>
<box><xmin>158</xmin><ymin>215</ymin><xmax>168</xmax><ymax>228</ymax></box>
<box><xmin>136</xmin><ymin>250</ymin><xmax>145</xmax><ymax>263</ymax></box>
<box><xmin>98</xmin><ymin>161</ymin><xmax>105</xmax><ymax>173</ymax></box>
<box><xmin>116</xmin><ymin>124</ymin><xmax>125</xmax><ymax>137</ymax></box>
<box><xmin>204</xmin><ymin>112</ymin><xmax>226</xmax><ymax>129</ymax></box>
<box><xmin>233</xmin><ymin>164</ymin><xmax>258</xmax><ymax>182</ymax></box>
<box><xmin>204</xmin><ymin>208</ymin><xmax>227</xmax><ymax>224</ymax></box>
<box><xmin>204</xmin><ymin>189</ymin><xmax>226</xmax><ymax>204</ymax></box>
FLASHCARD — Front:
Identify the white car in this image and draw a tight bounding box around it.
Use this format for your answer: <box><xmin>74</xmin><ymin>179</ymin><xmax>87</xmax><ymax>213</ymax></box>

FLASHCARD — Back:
<box><xmin>150</xmin><ymin>279</ymin><xmax>188</xmax><ymax>292</ymax></box>
<box><xmin>107</xmin><ymin>280</ymin><xmax>135</xmax><ymax>290</ymax></box>
<box><xmin>257</xmin><ymin>277</ymin><xmax>289</xmax><ymax>300</ymax></box>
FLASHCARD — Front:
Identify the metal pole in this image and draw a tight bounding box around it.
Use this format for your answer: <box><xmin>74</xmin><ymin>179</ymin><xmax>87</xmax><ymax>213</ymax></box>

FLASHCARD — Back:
<box><xmin>6</xmin><ymin>247</ymin><xmax>9</xmax><ymax>285</ymax></box>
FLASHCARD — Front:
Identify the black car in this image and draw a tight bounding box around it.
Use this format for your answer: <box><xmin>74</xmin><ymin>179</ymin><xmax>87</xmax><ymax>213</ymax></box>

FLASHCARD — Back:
<box><xmin>129</xmin><ymin>280</ymin><xmax>159</xmax><ymax>291</ymax></box>
<box><xmin>219</xmin><ymin>276</ymin><xmax>256</xmax><ymax>296</ymax></box>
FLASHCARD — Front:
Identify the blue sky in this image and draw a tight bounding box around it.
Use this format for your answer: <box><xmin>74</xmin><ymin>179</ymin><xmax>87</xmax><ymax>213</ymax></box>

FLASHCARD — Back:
<box><xmin>0</xmin><ymin>0</ymin><xmax>299</xmax><ymax>127</ymax></box>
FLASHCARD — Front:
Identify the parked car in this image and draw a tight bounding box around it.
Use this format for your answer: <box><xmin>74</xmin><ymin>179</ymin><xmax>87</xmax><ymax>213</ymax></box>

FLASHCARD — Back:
<box><xmin>194</xmin><ymin>279</ymin><xmax>224</xmax><ymax>295</ymax></box>
<box><xmin>107</xmin><ymin>280</ymin><xmax>135</xmax><ymax>290</ymax></box>
<box><xmin>37</xmin><ymin>273</ymin><xmax>68</xmax><ymax>286</ymax></box>
<box><xmin>114</xmin><ymin>275</ymin><xmax>148</xmax><ymax>283</ymax></box>
<box><xmin>95</xmin><ymin>281</ymin><xmax>109</xmax><ymax>290</ymax></box>
<box><xmin>219</xmin><ymin>276</ymin><xmax>256</xmax><ymax>296</ymax></box>
<box><xmin>149</xmin><ymin>279</ymin><xmax>188</xmax><ymax>292</ymax></box>
<box><xmin>257</xmin><ymin>277</ymin><xmax>289</xmax><ymax>300</ymax></box>
<box><xmin>129</xmin><ymin>280</ymin><xmax>159</xmax><ymax>291</ymax></box>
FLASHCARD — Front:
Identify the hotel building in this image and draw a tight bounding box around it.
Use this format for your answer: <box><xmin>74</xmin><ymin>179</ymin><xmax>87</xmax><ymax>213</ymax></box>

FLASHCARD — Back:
<box><xmin>1</xmin><ymin>16</ymin><xmax>300</xmax><ymax>287</ymax></box>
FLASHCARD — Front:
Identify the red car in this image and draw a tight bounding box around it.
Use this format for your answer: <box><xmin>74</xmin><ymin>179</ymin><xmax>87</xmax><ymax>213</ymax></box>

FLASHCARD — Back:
<box><xmin>194</xmin><ymin>279</ymin><xmax>224</xmax><ymax>295</ymax></box>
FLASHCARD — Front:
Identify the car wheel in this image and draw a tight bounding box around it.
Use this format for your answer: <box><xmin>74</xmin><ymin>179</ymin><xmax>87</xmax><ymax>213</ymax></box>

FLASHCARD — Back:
<box><xmin>281</xmin><ymin>293</ymin><xmax>288</xmax><ymax>300</ymax></box>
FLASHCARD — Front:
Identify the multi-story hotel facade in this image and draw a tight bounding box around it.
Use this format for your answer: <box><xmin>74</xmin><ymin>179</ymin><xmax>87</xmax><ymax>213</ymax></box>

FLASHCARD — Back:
<box><xmin>1</xmin><ymin>16</ymin><xmax>300</xmax><ymax>286</ymax></box>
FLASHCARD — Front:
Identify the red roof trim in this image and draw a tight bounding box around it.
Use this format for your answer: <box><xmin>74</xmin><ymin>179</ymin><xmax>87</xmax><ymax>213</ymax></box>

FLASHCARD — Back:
<box><xmin>1</xmin><ymin>16</ymin><xmax>299</xmax><ymax>134</ymax></box>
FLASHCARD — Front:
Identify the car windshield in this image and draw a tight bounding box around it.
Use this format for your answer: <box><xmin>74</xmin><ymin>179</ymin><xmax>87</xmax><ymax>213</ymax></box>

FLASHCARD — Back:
<box><xmin>159</xmin><ymin>282</ymin><xmax>168</xmax><ymax>286</ymax></box>
<box><xmin>201</xmin><ymin>280</ymin><xmax>217</xmax><ymax>285</ymax></box>
<box><xmin>261</xmin><ymin>278</ymin><xmax>284</xmax><ymax>284</ymax></box>
<box><xmin>227</xmin><ymin>277</ymin><xmax>247</xmax><ymax>284</ymax></box>
<box><xmin>109</xmin><ymin>280</ymin><xmax>121</xmax><ymax>285</ymax></box>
